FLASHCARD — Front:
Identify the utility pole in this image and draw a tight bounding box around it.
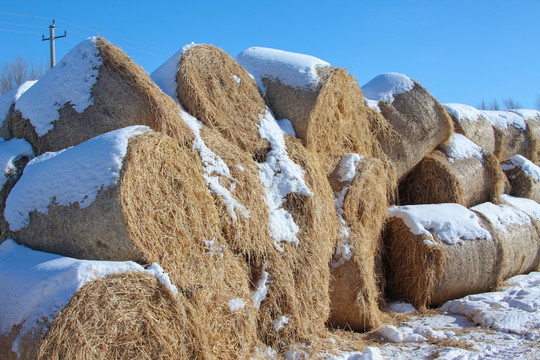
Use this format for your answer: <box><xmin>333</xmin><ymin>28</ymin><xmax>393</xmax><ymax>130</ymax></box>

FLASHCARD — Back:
<box><xmin>42</xmin><ymin>20</ymin><xmax>67</xmax><ymax>69</ymax></box>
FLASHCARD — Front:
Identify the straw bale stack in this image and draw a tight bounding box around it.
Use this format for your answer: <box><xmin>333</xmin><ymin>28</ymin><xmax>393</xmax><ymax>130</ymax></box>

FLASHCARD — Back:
<box><xmin>399</xmin><ymin>134</ymin><xmax>505</xmax><ymax>207</ymax></box>
<box><xmin>384</xmin><ymin>204</ymin><xmax>499</xmax><ymax>308</ymax></box>
<box><xmin>4</xmin><ymin>128</ymin><xmax>258</xmax><ymax>358</ymax></box>
<box><xmin>472</xmin><ymin>201</ymin><xmax>540</xmax><ymax>281</ymax></box>
<box><xmin>0</xmin><ymin>138</ymin><xmax>33</xmax><ymax>242</ymax></box>
<box><xmin>363</xmin><ymin>74</ymin><xmax>453</xmax><ymax>181</ymax></box>
<box><xmin>502</xmin><ymin>155</ymin><xmax>540</xmax><ymax>203</ymax></box>
<box><xmin>5</xmin><ymin>37</ymin><xmax>191</xmax><ymax>155</ymax></box>
<box><xmin>328</xmin><ymin>156</ymin><xmax>388</xmax><ymax>331</ymax></box>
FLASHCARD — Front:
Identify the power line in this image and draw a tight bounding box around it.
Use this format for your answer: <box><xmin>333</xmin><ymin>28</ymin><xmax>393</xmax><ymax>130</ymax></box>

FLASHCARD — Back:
<box><xmin>0</xmin><ymin>29</ymin><xmax>42</xmax><ymax>35</ymax></box>
<box><xmin>0</xmin><ymin>11</ymin><xmax>52</xmax><ymax>21</ymax></box>
<box><xmin>0</xmin><ymin>21</ymin><xmax>48</xmax><ymax>29</ymax></box>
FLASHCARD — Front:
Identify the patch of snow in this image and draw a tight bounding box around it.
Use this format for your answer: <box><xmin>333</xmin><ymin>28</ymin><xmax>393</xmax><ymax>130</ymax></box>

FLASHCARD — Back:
<box><xmin>0</xmin><ymin>80</ymin><xmax>37</xmax><ymax>124</ymax></box>
<box><xmin>376</xmin><ymin>324</ymin><xmax>454</xmax><ymax>344</ymax></box>
<box><xmin>439</xmin><ymin>134</ymin><xmax>485</xmax><ymax>163</ymax></box>
<box><xmin>434</xmin><ymin>348</ymin><xmax>480</xmax><ymax>360</ymax></box>
<box><xmin>375</xmin><ymin>325</ymin><xmax>405</xmax><ymax>342</ymax></box>
<box><xmin>4</xmin><ymin>125</ymin><xmax>150</xmax><ymax>231</ymax></box>
<box><xmin>228</xmin><ymin>298</ymin><xmax>247</xmax><ymax>312</ymax></box>
<box><xmin>509</xmin><ymin>109</ymin><xmax>540</xmax><ymax>120</ymax></box>
<box><xmin>482</xmin><ymin>110</ymin><xmax>527</xmax><ymax>131</ymax></box>
<box><xmin>388</xmin><ymin>204</ymin><xmax>491</xmax><ymax>245</ymax></box>
<box><xmin>471</xmin><ymin>202</ymin><xmax>531</xmax><ymax>232</ymax></box>
<box><xmin>181</xmin><ymin>109</ymin><xmax>250</xmax><ymax>221</ymax></box>
<box><xmin>441</xmin><ymin>272</ymin><xmax>540</xmax><ymax>334</ymax></box>
<box><xmin>388</xmin><ymin>302</ymin><xmax>416</xmax><ymax>314</ymax></box>
<box><xmin>272</xmin><ymin>316</ymin><xmax>289</xmax><ymax>331</ymax></box>
<box><xmin>235</xmin><ymin>164</ymin><xmax>245</xmax><ymax>172</ymax></box>
<box><xmin>14</xmin><ymin>38</ymin><xmax>102</xmax><ymax>136</ymax></box>
<box><xmin>326</xmin><ymin>347</ymin><xmax>383</xmax><ymax>360</ymax></box>
<box><xmin>277</xmin><ymin>118</ymin><xmax>296</xmax><ymax>137</ymax></box>
<box><xmin>252</xmin><ymin>270</ymin><xmax>269</xmax><ymax>309</ymax></box>
<box><xmin>361</xmin><ymin>73</ymin><xmax>414</xmax><ymax>104</ymax></box>
<box><xmin>443</xmin><ymin>103</ymin><xmax>485</xmax><ymax>122</ymax></box>
<box><xmin>501</xmin><ymin>155</ymin><xmax>540</xmax><ymax>182</ymax></box>
<box><xmin>0</xmin><ymin>239</ymin><xmax>176</xmax><ymax>354</ymax></box>
<box><xmin>501</xmin><ymin>195</ymin><xmax>540</xmax><ymax>221</ymax></box>
<box><xmin>151</xmin><ymin>42</ymin><xmax>197</xmax><ymax>99</ymax></box>
<box><xmin>143</xmin><ymin>263</ymin><xmax>178</xmax><ymax>295</ymax></box>
<box><xmin>204</xmin><ymin>239</ymin><xmax>224</xmax><ymax>258</ymax></box>
<box><xmin>364</xmin><ymin>98</ymin><xmax>381</xmax><ymax>112</ymax></box>
<box><xmin>337</xmin><ymin>153</ymin><xmax>363</xmax><ymax>183</ymax></box>
<box><xmin>236</xmin><ymin>47</ymin><xmax>330</xmax><ymax>93</ymax></box>
<box><xmin>257</xmin><ymin>110</ymin><xmax>312</xmax><ymax>251</ymax></box>
<box><xmin>232</xmin><ymin>75</ymin><xmax>241</xmax><ymax>84</ymax></box>
<box><xmin>0</xmin><ymin>138</ymin><xmax>34</xmax><ymax>188</ymax></box>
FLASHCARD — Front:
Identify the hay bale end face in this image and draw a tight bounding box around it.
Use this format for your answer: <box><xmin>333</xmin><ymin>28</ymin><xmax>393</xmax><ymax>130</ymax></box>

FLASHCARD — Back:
<box><xmin>329</xmin><ymin>156</ymin><xmax>388</xmax><ymax>331</ymax></box>
<box><xmin>363</xmin><ymin>73</ymin><xmax>453</xmax><ymax>181</ymax></box>
<box><xmin>7</xmin><ymin>37</ymin><xmax>192</xmax><ymax>156</ymax></box>
<box><xmin>399</xmin><ymin>134</ymin><xmax>504</xmax><ymax>207</ymax></box>
<box><xmin>384</xmin><ymin>204</ymin><xmax>498</xmax><ymax>308</ymax></box>
<box><xmin>502</xmin><ymin>155</ymin><xmax>540</xmax><ymax>203</ymax></box>
<box><xmin>3</xmin><ymin>127</ymin><xmax>258</xmax><ymax>358</ymax></box>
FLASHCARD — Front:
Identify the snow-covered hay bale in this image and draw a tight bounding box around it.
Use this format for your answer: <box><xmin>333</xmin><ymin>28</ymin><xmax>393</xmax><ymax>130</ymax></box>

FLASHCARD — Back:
<box><xmin>472</xmin><ymin>201</ymin><xmax>540</xmax><ymax>281</ymax></box>
<box><xmin>363</xmin><ymin>73</ymin><xmax>453</xmax><ymax>181</ymax></box>
<box><xmin>0</xmin><ymin>139</ymin><xmax>34</xmax><ymax>241</ymax></box>
<box><xmin>444</xmin><ymin>104</ymin><xmax>537</xmax><ymax>162</ymax></box>
<box><xmin>6</xmin><ymin>37</ymin><xmax>191</xmax><ymax>155</ymax></box>
<box><xmin>0</xmin><ymin>240</ymin><xmax>190</xmax><ymax>360</ymax></box>
<box><xmin>3</xmin><ymin>126</ymin><xmax>258</xmax><ymax>358</ymax></box>
<box><xmin>399</xmin><ymin>134</ymin><xmax>504</xmax><ymax>207</ymax></box>
<box><xmin>502</xmin><ymin>155</ymin><xmax>540</xmax><ymax>203</ymax></box>
<box><xmin>328</xmin><ymin>155</ymin><xmax>388</xmax><ymax>331</ymax></box>
<box><xmin>159</xmin><ymin>44</ymin><xmax>269</xmax><ymax>154</ymax></box>
<box><xmin>0</xmin><ymin>81</ymin><xmax>36</xmax><ymax>138</ymax></box>
<box><xmin>513</xmin><ymin>109</ymin><xmax>540</xmax><ymax>160</ymax></box>
<box><xmin>384</xmin><ymin>204</ymin><xmax>499</xmax><ymax>308</ymax></box>
<box><xmin>236</xmin><ymin>47</ymin><xmax>390</xmax><ymax>179</ymax></box>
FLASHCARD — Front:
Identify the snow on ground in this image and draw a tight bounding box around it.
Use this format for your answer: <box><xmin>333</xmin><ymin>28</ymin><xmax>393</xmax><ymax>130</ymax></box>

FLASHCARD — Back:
<box><xmin>326</xmin><ymin>272</ymin><xmax>539</xmax><ymax>360</ymax></box>
<box><xmin>0</xmin><ymin>80</ymin><xmax>37</xmax><ymax>123</ymax></box>
<box><xmin>14</xmin><ymin>38</ymin><xmax>102</xmax><ymax>136</ymax></box>
<box><xmin>439</xmin><ymin>133</ymin><xmax>485</xmax><ymax>163</ymax></box>
<box><xmin>0</xmin><ymin>138</ymin><xmax>34</xmax><ymax>188</ymax></box>
<box><xmin>0</xmin><ymin>239</ymin><xmax>176</xmax><ymax>355</ymax></box>
<box><xmin>4</xmin><ymin>125</ymin><xmax>150</xmax><ymax>231</ymax></box>
<box><xmin>236</xmin><ymin>47</ymin><xmax>331</xmax><ymax>93</ymax></box>
<box><xmin>502</xmin><ymin>155</ymin><xmax>540</xmax><ymax>182</ymax></box>
<box><xmin>361</xmin><ymin>73</ymin><xmax>414</xmax><ymax>104</ymax></box>
<box><xmin>388</xmin><ymin>204</ymin><xmax>491</xmax><ymax>245</ymax></box>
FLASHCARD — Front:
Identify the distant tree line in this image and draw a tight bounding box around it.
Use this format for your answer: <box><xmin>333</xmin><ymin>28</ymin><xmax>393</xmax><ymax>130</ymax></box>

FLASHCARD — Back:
<box><xmin>1</xmin><ymin>55</ymin><xmax>46</xmax><ymax>95</ymax></box>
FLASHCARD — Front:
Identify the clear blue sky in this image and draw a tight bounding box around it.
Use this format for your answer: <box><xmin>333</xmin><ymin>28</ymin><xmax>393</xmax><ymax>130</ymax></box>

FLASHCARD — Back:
<box><xmin>1</xmin><ymin>0</ymin><xmax>539</xmax><ymax>108</ymax></box>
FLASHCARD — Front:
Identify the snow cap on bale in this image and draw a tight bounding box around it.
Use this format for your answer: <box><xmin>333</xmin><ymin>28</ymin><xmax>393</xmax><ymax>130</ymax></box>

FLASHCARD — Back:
<box><xmin>0</xmin><ymin>239</ymin><xmax>183</xmax><ymax>360</ymax></box>
<box><xmin>399</xmin><ymin>133</ymin><xmax>505</xmax><ymax>207</ymax></box>
<box><xmin>153</xmin><ymin>43</ymin><xmax>268</xmax><ymax>154</ymax></box>
<box><xmin>6</xmin><ymin>37</ymin><xmax>191</xmax><ymax>155</ymax></box>
<box><xmin>4</xmin><ymin>126</ymin><xmax>258</xmax><ymax>358</ymax></box>
<box><xmin>502</xmin><ymin>155</ymin><xmax>540</xmax><ymax>204</ymax></box>
<box><xmin>472</xmin><ymin>201</ymin><xmax>540</xmax><ymax>281</ymax></box>
<box><xmin>363</xmin><ymin>73</ymin><xmax>453</xmax><ymax>181</ymax></box>
<box><xmin>384</xmin><ymin>203</ymin><xmax>499</xmax><ymax>308</ymax></box>
<box><xmin>0</xmin><ymin>81</ymin><xmax>36</xmax><ymax>138</ymax></box>
<box><xmin>0</xmin><ymin>138</ymin><xmax>34</xmax><ymax>241</ymax></box>
<box><xmin>444</xmin><ymin>104</ymin><xmax>538</xmax><ymax>162</ymax></box>
<box><xmin>328</xmin><ymin>155</ymin><xmax>389</xmax><ymax>331</ymax></box>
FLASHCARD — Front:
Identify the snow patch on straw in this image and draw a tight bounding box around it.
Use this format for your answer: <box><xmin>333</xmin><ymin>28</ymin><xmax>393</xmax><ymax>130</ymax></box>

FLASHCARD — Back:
<box><xmin>15</xmin><ymin>38</ymin><xmax>102</xmax><ymax>136</ymax></box>
<box><xmin>362</xmin><ymin>72</ymin><xmax>414</xmax><ymax>104</ymax></box>
<box><xmin>0</xmin><ymin>138</ymin><xmax>34</xmax><ymax>188</ymax></box>
<box><xmin>440</xmin><ymin>133</ymin><xmax>485</xmax><ymax>163</ymax></box>
<box><xmin>0</xmin><ymin>80</ymin><xmax>36</xmax><ymax>124</ymax></box>
<box><xmin>257</xmin><ymin>110</ymin><xmax>312</xmax><ymax>251</ymax></box>
<box><xmin>501</xmin><ymin>155</ymin><xmax>540</xmax><ymax>182</ymax></box>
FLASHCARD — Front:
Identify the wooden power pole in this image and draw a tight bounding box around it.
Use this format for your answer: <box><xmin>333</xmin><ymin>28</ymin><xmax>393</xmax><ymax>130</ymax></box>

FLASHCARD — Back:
<box><xmin>42</xmin><ymin>19</ymin><xmax>67</xmax><ymax>69</ymax></box>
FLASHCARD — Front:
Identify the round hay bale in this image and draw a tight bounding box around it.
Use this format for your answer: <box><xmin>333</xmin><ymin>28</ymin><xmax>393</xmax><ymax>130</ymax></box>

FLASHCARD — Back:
<box><xmin>384</xmin><ymin>204</ymin><xmax>499</xmax><ymax>308</ymax></box>
<box><xmin>362</xmin><ymin>74</ymin><xmax>453</xmax><ymax>181</ymax></box>
<box><xmin>0</xmin><ymin>138</ymin><xmax>33</xmax><ymax>242</ymax></box>
<box><xmin>502</xmin><ymin>155</ymin><xmax>540</xmax><ymax>203</ymax></box>
<box><xmin>399</xmin><ymin>134</ymin><xmax>505</xmax><ymax>207</ymax></box>
<box><xmin>3</xmin><ymin>127</ymin><xmax>258</xmax><ymax>358</ymax></box>
<box><xmin>0</xmin><ymin>81</ymin><xmax>37</xmax><ymax>139</ymax></box>
<box><xmin>328</xmin><ymin>156</ymin><xmax>389</xmax><ymax>331</ymax></box>
<box><xmin>235</xmin><ymin>47</ymin><xmax>390</xmax><ymax>179</ymax></box>
<box><xmin>472</xmin><ymin>201</ymin><xmax>540</xmax><ymax>281</ymax></box>
<box><xmin>6</xmin><ymin>37</ymin><xmax>192</xmax><ymax>156</ymax></box>
<box><xmin>173</xmin><ymin>44</ymin><xmax>268</xmax><ymax>155</ymax></box>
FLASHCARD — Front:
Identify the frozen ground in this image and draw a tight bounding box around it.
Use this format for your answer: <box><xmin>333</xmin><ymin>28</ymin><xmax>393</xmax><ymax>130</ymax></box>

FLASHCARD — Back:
<box><xmin>326</xmin><ymin>272</ymin><xmax>539</xmax><ymax>360</ymax></box>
